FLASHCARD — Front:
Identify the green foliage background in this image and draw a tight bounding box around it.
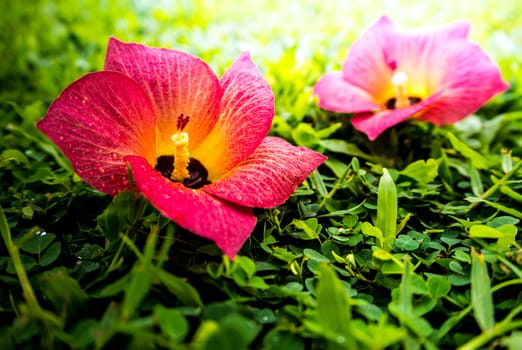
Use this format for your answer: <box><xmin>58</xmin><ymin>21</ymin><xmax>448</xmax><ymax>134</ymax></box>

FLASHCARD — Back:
<box><xmin>1</xmin><ymin>0</ymin><xmax>521</xmax><ymax>349</ymax></box>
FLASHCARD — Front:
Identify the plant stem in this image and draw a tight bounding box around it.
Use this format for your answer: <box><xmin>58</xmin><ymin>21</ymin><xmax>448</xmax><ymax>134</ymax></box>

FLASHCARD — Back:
<box><xmin>318</xmin><ymin>164</ymin><xmax>352</xmax><ymax>210</ymax></box>
<box><xmin>457</xmin><ymin>320</ymin><xmax>522</xmax><ymax>350</ymax></box>
<box><xmin>469</xmin><ymin>160</ymin><xmax>522</xmax><ymax>209</ymax></box>
<box><xmin>0</xmin><ymin>205</ymin><xmax>62</xmax><ymax>328</ymax></box>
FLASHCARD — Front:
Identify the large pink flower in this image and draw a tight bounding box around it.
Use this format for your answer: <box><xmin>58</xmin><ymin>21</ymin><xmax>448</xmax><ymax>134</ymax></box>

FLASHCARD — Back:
<box><xmin>37</xmin><ymin>38</ymin><xmax>326</xmax><ymax>258</ymax></box>
<box><xmin>313</xmin><ymin>16</ymin><xmax>509</xmax><ymax>140</ymax></box>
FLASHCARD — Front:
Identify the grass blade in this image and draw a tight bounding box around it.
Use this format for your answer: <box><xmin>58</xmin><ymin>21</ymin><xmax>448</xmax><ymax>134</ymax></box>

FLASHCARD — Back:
<box><xmin>471</xmin><ymin>248</ymin><xmax>495</xmax><ymax>331</ymax></box>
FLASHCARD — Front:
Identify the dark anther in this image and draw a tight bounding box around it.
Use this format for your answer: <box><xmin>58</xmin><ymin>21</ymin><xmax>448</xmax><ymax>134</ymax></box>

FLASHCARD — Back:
<box><xmin>385</xmin><ymin>96</ymin><xmax>422</xmax><ymax>110</ymax></box>
<box><xmin>408</xmin><ymin>96</ymin><xmax>422</xmax><ymax>105</ymax></box>
<box><xmin>183</xmin><ymin>158</ymin><xmax>210</xmax><ymax>189</ymax></box>
<box><xmin>176</xmin><ymin>113</ymin><xmax>190</xmax><ymax>130</ymax></box>
<box><xmin>155</xmin><ymin>156</ymin><xmax>210</xmax><ymax>189</ymax></box>
<box><xmin>155</xmin><ymin>155</ymin><xmax>174</xmax><ymax>178</ymax></box>
<box><xmin>385</xmin><ymin>97</ymin><xmax>397</xmax><ymax>110</ymax></box>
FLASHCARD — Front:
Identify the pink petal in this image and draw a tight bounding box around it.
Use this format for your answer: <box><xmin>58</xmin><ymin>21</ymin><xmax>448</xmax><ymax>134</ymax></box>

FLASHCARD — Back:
<box><xmin>380</xmin><ymin>20</ymin><xmax>471</xmax><ymax>98</ymax></box>
<box><xmin>418</xmin><ymin>42</ymin><xmax>509</xmax><ymax>125</ymax></box>
<box><xmin>37</xmin><ymin>72</ymin><xmax>156</xmax><ymax>195</ymax></box>
<box><xmin>351</xmin><ymin>92</ymin><xmax>444</xmax><ymax>141</ymax></box>
<box><xmin>313</xmin><ymin>72</ymin><xmax>381</xmax><ymax>113</ymax></box>
<box><xmin>339</xmin><ymin>16</ymin><xmax>472</xmax><ymax>105</ymax></box>
<box><xmin>203</xmin><ymin>137</ymin><xmax>327</xmax><ymax>208</ymax></box>
<box><xmin>104</xmin><ymin>38</ymin><xmax>222</xmax><ymax>153</ymax></box>
<box><xmin>191</xmin><ymin>52</ymin><xmax>274</xmax><ymax>181</ymax></box>
<box><xmin>340</xmin><ymin>16</ymin><xmax>397</xmax><ymax>103</ymax></box>
<box><xmin>125</xmin><ymin>155</ymin><xmax>256</xmax><ymax>258</ymax></box>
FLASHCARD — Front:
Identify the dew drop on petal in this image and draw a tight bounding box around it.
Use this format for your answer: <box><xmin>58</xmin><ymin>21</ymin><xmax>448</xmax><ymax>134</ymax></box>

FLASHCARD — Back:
<box><xmin>98</xmin><ymin>167</ymin><xmax>105</xmax><ymax>174</ymax></box>
<box><xmin>111</xmin><ymin>152</ymin><xmax>118</xmax><ymax>161</ymax></box>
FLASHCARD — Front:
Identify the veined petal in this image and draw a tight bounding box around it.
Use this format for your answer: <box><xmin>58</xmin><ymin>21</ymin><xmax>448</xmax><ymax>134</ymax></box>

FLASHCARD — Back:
<box><xmin>125</xmin><ymin>155</ymin><xmax>256</xmax><ymax>258</ymax></box>
<box><xmin>191</xmin><ymin>52</ymin><xmax>274</xmax><ymax>181</ymax></box>
<box><xmin>313</xmin><ymin>72</ymin><xmax>382</xmax><ymax>113</ymax></box>
<box><xmin>419</xmin><ymin>42</ymin><xmax>509</xmax><ymax>125</ymax></box>
<box><xmin>351</xmin><ymin>91</ymin><xmax>443</xmax><ymax>141</ymax></box>
<box><xmin>105</xmin><ymin>38</ymin><xmax>222</xmax><ymax>154</ymax></box>
<box><xmin>204</xmin><ymin>137</ymin><xmax>327</xmax><ymax>208</ymax></box>
<box><xmin>37</xmin><ymin>72</ymin><xmax>156</xmax><ymax>195</ymax></box>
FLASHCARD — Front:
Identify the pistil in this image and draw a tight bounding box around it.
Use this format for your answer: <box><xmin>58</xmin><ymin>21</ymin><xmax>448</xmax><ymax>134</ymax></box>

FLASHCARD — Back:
<box><xmin>170</xmin><ymin>114</ymin><xmax>190</xmax><ymax>182</ymax></box>
<box><xmin>391</xmin><ymin>71</ymin><xmax>410</xmax><ymax>109</ymax></box>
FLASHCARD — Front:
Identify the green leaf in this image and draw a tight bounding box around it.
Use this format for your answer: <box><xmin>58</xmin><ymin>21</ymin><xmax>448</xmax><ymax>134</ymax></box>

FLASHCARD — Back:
<box><xmin>376</xmin><ymin>168</ymin><xmax>398</xmax><ymax>249</ymax></box>
<box><xmin>303</xmin><ymin>248</ymin><xmax>331</xmax><ymax>263</ymax></box>
<box><xmin>318</xmin><ymin>139</ymin><xmax>384</xmax><ymax>163</ymax></box>
<box><xmin>313</xmin><ymin>264</ymin><xmax>352</xmax><ymax>340</ymax></box>
<box><xmin>350</xmin><ymin>317</ymin><xmax>406</xmax><ymax>349</ymax></box>
<box><xmin>469</xmin><ymin>224</ymin><xmax>517</xmax><ymax>251</ymax></box>
<box><xmin>394</xmin><ymin>235</ymin><xmax>420</xmax><ymax>251</ymax></box>
<box><xmin>154</xmin><ymin>306</ymin><xmax>189</xmax><ymax>342</ymax></box>
<box><xmin>1</xmin><ymin>149</ymin><xmax>29</xmax><ymax>165</ymax></box>
<box><xmin>361</xmin><ymin>222</ymin><xmax>384</xmax><ymax>248</ymax></box>
<box><xmin>7</xmin><ymin>254</ymin><xmax>36</xmax><ymax>274</ymax></box>
<box><xmin>39</xmin><ymin>241</ymin><xmax>61</xmax><ymax>267</ymax></box>
<box><xmin>361</xmin><ymin>221</ymin><xmax>384</xmax><ymax>248</ymax></box>
<box><xmin>263</xmin><ymin>329</ymin><xmax>304</xmax><ymax>350</ymax></box>
<box><xmin>97</xmin><ymin>191</ymin><xmax>141</xmax><ymax>240</ymax></box>
<box><xmin>122</xmin><ymin>264</ymin><xmax>154</xmax><ymax>319</ymax></box>
<box><xmin>201</xmin><ymin>314</ymin><xmax>261</xmax><ymax>350</ymax></box>
<box><xmin>468</xmin><ymin>163</ymin><xmax>484</xmax><ymax>196</ymax></box>
<box><xmin>36</xmin><ymin>267</ymin><xmax>88</xmax><ymax>318</ymax></box>
<box><xmin>471</xmin><ymin>248</ymin><xmax>495</xmax><ymax>331</ymax></box>
<box><xmin>389</xmin><ymin>260</ymin><xmax>434</xmax><ymax>337</ymax></box>
<box><xmin>427</xmin><ymin>275</ymin><xmax>451</xmax><ymax>298</ymax></box>
<box><xmin>291</xmin><ymin>218</ymin><xmax>322</xmax><ymax>240</ymax></box>
<box><xmin>18</xmin><ymin>231</ymin><xmax>56</xmax><ymax>254</ymax></box>
<box><xmin>316</xmin><ymin>122</ymin><xmax>342</xmax><ymax>139</ymax></box>
<box><xmin>155</xmin><ymin>268</ymin><xmax>203</xmax><ymax>307</ymax></box>
<box><xmin>292</xmin><ymin>123</ymin><xmax>318</xmax><ymax>147</ymax></box>
<box><xmin>400</xmin><ymin>159</ymin><xmax>438</xmax><ymax>186</ymax></box>
<box><xmin>446</xmin><ymin>132</ymin><xmax>491</xmax><ymax>169</ymax></box>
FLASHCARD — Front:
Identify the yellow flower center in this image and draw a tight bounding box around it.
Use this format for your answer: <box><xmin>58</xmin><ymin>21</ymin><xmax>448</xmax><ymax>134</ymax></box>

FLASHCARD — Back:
<box><xmin>170</xmin><ymin>114</ymin><xmax>190</xmax><ymax>182</ymax></box>
<box><xmin>385</xmin><ymin>71</ymin><xmax>422</xmax><ymax>110</ymax></box>
<box><xmin>391</xmin><ymin>71</ymin><xmax>410</xmax><ymax>109</ymax></box>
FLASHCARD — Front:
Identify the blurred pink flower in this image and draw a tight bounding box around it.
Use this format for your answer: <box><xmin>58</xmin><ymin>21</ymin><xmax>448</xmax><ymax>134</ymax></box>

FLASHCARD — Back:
<box><xmin>314</xmin><ymin>16</ymin><xmax>509</xmax><ymax>140</ymax></box>
<box><xmin>38</xmin><ymin>38</ymin><xmax>326</xmax><ymax>258</ymax></box>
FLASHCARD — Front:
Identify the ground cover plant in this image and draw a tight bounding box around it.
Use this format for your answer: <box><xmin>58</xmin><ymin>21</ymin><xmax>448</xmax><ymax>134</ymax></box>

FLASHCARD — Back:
<box><xmin>1</xmin><ymin>0</ymin><xmax>521</xmax><ymax>349</ymax></box>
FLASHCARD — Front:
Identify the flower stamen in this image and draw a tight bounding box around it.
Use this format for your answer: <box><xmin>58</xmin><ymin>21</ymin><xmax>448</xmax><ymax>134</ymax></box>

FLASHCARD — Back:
<box><xmin>170</xmin><ymin>114</ymin><xmax>190</xmax><ymax>182</ymax></box>
<box><xmin>391</xmin><ymin>71</ymin><xmax>410</xmax><ymax>109</ymax></box>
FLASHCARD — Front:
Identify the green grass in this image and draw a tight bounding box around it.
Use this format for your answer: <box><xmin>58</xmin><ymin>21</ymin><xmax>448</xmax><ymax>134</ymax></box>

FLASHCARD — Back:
<box><xmin>1</xmin><ymin>0</ymin><xmax>521</xmax><ymax>349</ymax></box>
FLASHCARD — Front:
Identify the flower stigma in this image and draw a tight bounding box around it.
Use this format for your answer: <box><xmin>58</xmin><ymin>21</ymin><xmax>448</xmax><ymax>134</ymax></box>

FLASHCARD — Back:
<box><xmin>385</xmin><ymin>71</ymin><xmax>422</xmax><ymax>110</ymax></box>
<box><xmin>170</xmin><ymin>114</ymin><xmax>190</xmax><ymax>182</ymax></box>
<box><xmin>391</xmin><ymin>71</ymin><xmax>410</xmax><ymax>109</ymax></box>
<box><xmin>154</xmin><ymin>113</ymin><xmax>210</xmax><ymax>189</ymax></box>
